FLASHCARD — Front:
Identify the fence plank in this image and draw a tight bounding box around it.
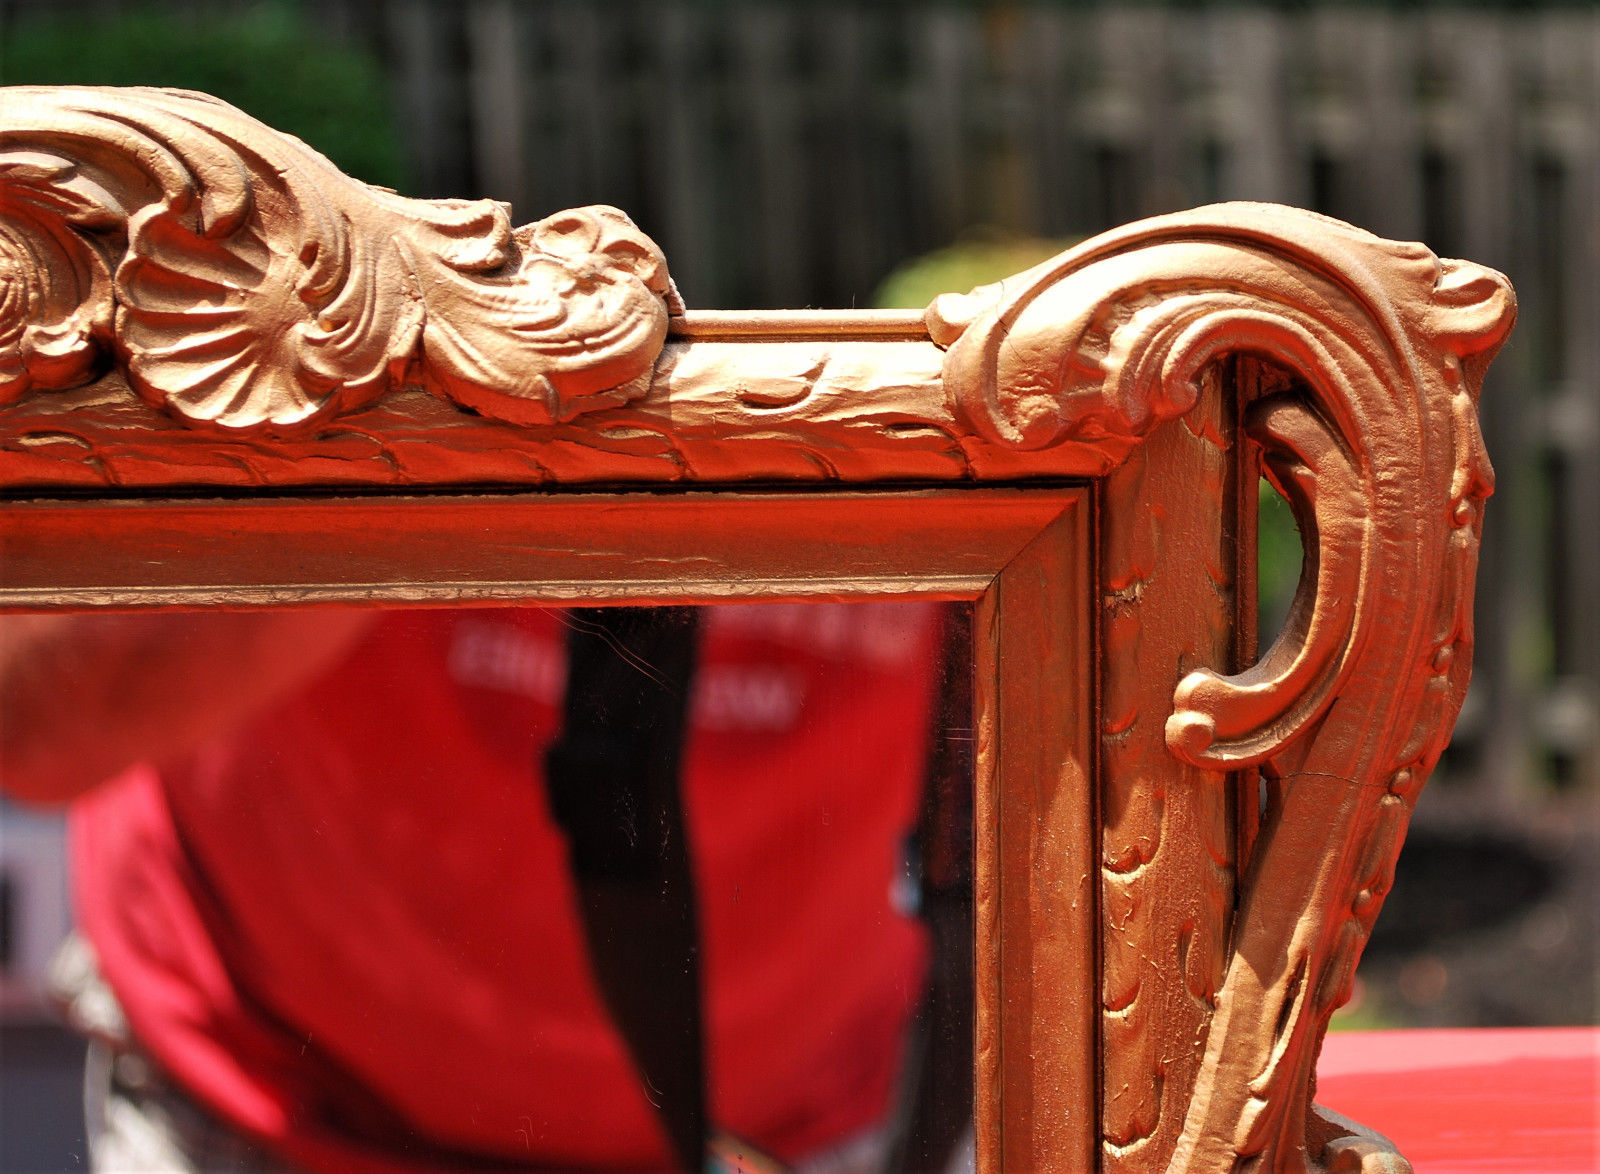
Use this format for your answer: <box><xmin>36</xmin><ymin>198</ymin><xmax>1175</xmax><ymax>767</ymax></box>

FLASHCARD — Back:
<box><xmin>464</xmin><ymin>0</ymin><xmax>529</xmax><ymax>218</ymax></box>
<box><xmin>386</xmin><ymin>0</ymin><xmax>470</xmax><ymax>199</ymax></box>
<box><xmin>1206</xmin><ymin>9</ymin><xmax>1296</xmax><ymax>207</ymax></box>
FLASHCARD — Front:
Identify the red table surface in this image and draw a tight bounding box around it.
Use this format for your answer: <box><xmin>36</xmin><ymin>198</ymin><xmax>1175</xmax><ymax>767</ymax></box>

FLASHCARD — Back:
<box><xmin>1316</xmin><ymin>1027</ymin><xmax>1599</xmax><ymax>1173</ymax></box>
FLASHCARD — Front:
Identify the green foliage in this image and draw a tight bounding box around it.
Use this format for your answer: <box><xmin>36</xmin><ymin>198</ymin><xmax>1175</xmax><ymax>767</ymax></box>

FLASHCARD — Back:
<box><xmin>0</xmin><ymin>2</ymin><xmax>407</xmax><ymax>192</ymax></box>
<box><xmin>1258</xmin><ymin>478</ymin><xmax>1303</xmax><ymax>634</ymax></box>
<box><xmin>1326</xmin><ymin>985</ymin><xmax>1398</xmax><ymax>1032</ymax></box>
<box><xmin>871</xmin><ymin>232</ymin><xmax>1076</xmax><ymax>311</ymax></box>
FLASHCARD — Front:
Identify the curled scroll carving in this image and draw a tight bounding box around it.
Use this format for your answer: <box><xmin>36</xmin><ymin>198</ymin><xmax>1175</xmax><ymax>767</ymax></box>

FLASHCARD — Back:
<box><xmin>937</xmin><ymin>204</ymin><xmax>1514</xmax><ymax>1174</ymax></box>
<box><xmin>0</xmin><ymin>87</ymin><xmax>675</xmax><ymax>432</ymax></box>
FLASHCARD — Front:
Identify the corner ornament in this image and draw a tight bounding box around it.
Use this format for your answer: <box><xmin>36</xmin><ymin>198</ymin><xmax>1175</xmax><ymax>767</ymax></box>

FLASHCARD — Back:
<box><xmin>934</xmin><ymin>204</ymin><xmax>1515</xmax><ymax>1174</ymax></box>
<box><xmin>0</xmin><ymin>86</ymin><xmax>676</xmax><ymax>432</ymax></box>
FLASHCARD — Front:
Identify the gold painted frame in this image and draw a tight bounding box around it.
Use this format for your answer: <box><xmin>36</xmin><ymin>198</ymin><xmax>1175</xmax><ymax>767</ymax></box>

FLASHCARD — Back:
<box><xmin>0</xmin><ymin>87</ymin><xmax>1516</xmax><ymax>1173</ymax></box>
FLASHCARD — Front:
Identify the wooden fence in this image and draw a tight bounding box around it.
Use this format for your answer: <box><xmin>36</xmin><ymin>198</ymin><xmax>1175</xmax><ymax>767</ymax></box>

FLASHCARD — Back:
<box><xmin>4</xmin><ymin>1</ymin><xmax>1597</xmax><ymax>801</ymax></box>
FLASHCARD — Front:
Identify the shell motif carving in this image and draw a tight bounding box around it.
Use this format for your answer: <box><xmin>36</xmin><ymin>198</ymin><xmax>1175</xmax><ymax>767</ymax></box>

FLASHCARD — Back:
<box><xmin>0</xmin><ymin>87</ymin><xmax>676</xmax><ymax>433</ymax></box>
<box><xmin>936</xmin><ymin>204</ymin><xmax>1514</xmax><ymax>1174</ymax></box>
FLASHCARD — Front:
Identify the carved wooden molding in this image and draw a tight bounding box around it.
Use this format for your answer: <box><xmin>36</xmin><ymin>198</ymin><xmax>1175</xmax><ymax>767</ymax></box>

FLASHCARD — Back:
<box><xmin>926</xmin><ymin>201</ymin><xmax>1513</xmax><ymax>1173</ymax></box>
<box><xmin>0</xmin><ymin>86</ymin><xmax>675</xmax><ymax>432</ymax></box>
<box><xmin>0</xmin><ymin>88</ymin><xmax>1515</xmax><ymax>1174</ymax></box>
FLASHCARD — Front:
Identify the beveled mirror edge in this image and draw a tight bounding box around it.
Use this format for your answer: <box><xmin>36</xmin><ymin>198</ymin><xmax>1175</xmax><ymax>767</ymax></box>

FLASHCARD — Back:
<box><xmin>0</xmin><ymin>84</ymin><xmax>1519</xmax><ymax>1174</ymax></box>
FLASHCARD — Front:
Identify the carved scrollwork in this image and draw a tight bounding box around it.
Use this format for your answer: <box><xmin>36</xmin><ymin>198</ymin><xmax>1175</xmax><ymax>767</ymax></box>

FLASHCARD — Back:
<box><xmin>0</xmin><ymin>87</ymin><xmax>676</xmax><ymax>433</ymax></box>
<box><xmin>1</xmin><ymin>85</ymin><xmax>1518</xmax><ymax>1173</ymax></box>
<box><xmin>936</xmin><ymin>204</ymin><xmax>1514</xmax><ymax>1173</ymax></box>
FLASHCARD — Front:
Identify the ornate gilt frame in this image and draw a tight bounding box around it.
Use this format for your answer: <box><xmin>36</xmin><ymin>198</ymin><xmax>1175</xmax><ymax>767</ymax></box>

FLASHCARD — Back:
<box><xmin>0</xmin><ymin>88</ymin><xmax>1515</xmax><ymax>1173</ymax></box>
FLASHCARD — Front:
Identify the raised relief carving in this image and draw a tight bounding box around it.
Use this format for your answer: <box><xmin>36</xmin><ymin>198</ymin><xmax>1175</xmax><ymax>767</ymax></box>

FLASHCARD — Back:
<box><xmin>1095</xmin><ymin>368</ymin><xmax>1238</xmax><ymax>1174</ymax></box>
<box><xmin>0</xmin><ymin>86</ymin><xmax>1516</xmax><ymax>1174</ymax></box>
<box><xmin>935</xmin><ymin>205</ymin><xmax>1514</xmax><ymax>1173</ymax></box>
<box><xmin>0</xmin><ymin>87</ymin><xmax>675</xmax><ymax>432</ymax></box>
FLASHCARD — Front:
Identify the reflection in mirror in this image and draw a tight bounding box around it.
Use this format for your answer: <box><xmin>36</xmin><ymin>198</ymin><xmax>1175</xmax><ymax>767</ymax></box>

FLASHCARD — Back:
<box><xmin>0</xmin><ymin>602</ymin><xmax>974</xmax><ymax>1173</ymax></box>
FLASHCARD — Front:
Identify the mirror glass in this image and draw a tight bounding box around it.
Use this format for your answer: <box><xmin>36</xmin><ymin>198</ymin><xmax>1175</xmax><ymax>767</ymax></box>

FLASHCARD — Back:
<box><xmin>0</xmin><ymin>601</ymin><xmax>974</xmax><ymax>1173</ymax></box>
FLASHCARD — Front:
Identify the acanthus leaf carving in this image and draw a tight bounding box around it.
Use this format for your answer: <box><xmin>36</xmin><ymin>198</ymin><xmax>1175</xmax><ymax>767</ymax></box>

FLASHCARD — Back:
<box><xmin>0</xmin><ymin>86</ymin><xmax>676</xmax><ymax>433</ymax></box>
<box><xmin>934</xmin><ymin>203</ymin><xmax>1514</xmax><ymax>1174</ymax></box>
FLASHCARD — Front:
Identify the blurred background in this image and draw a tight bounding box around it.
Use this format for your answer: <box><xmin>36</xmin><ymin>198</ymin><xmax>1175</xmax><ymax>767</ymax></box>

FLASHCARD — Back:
<box><xmin>1</xmin><ymin>1</ymin><xmax>1595</xmax><ymax>1169</ymax></box>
